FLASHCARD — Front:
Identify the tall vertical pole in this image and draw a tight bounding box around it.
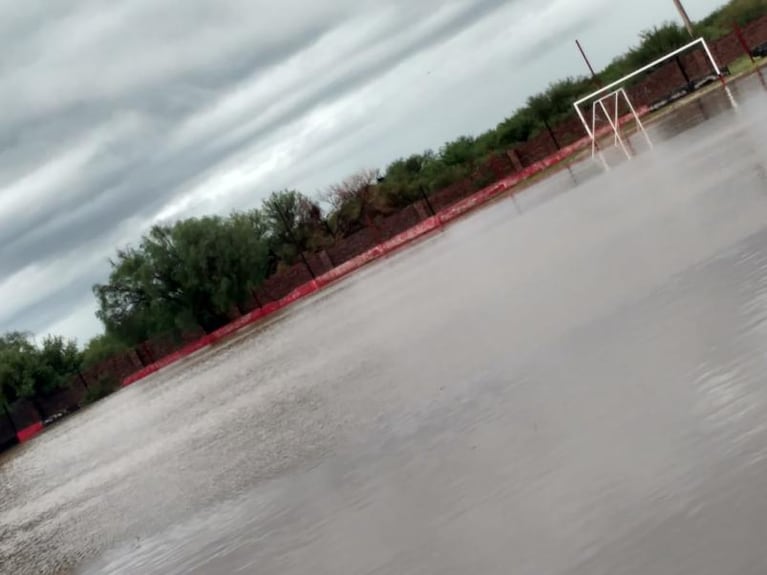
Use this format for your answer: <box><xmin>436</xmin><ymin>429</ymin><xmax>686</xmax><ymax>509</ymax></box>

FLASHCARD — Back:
<box><xmin>575</xmin><ymin>40</ymin><xmax>600</xmax><ymax>84</ymax></box>
<box><xmin>576</xmin><ymin>39</ymin><xmax>601</xmax><ymax>141</ymax></box>
<box><xmin>418</xmin><ymin>185</ymin><xmax>436</xmax><ymax>217</ymax></box>
<box><xmin>543</xmin><ymin>119</ymin><xmax>561</xmax><ymax>150</ymax></box>
<box><xmin>672</xmin><ymin>0</ymin><xmax>695</xmax><ymax>37</ymax></box>
<box><xmin>733</xmin><ymin>21</ymin><xmax>755</xmax><ymax>63</ymax></box>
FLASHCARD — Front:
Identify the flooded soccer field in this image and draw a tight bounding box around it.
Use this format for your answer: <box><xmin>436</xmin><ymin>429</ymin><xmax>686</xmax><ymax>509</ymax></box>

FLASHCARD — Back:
<box><xmin>2</xmin><ymin>74</ymin><xmax>767</xmax><ymax>574</ymax></box>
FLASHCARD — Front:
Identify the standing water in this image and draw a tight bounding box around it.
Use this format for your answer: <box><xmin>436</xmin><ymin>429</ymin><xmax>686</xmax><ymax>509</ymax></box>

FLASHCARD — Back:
<box><xmin>2</xmin><ymin>75</ymin><xmax>767</xmax><ymax>574</ymax></box>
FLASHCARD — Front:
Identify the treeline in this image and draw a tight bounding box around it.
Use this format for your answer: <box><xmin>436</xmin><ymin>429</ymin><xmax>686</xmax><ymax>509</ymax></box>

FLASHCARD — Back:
<box><xmin>0</xmin><ymin>334</ymin><xmax>84</xmax><ymax>415</ymax></box>
<box><xmin>698</xmin><ymin>0</ymin><xmax>767</xmax><ymax>37</ymax></box>
<box><xmin>599</xmin><ymin>0</ymin><xmax>767</xmax><ymax>83</ymax></box>
<box><xmin>2</xmin><ymin>0</ymin><xmax>766</xmax><ymax>414</ymax></box>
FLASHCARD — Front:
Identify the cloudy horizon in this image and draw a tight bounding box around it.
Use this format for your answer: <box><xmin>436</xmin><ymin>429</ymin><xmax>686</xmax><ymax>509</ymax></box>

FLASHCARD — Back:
<box><xmin>0</xmin><ymin>0</ymin><xmax>725</xmax><ymax>344</ymax></box>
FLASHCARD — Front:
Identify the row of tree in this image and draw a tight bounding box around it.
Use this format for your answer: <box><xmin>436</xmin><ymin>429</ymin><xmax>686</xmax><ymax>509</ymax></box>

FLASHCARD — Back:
<box><xmin>3</xmin><ymin>1</ymin><xmax>766</xmax><ymax>415</ymax></box>
<box><xmin>698</xmin><ymin>0</ymin><xmax>767</xmax><ymax>38</ymax></box>
<box><xmin>0</xmin><ymin>333</ymin><xmax>82</xmax><ymax>413</ymax></box>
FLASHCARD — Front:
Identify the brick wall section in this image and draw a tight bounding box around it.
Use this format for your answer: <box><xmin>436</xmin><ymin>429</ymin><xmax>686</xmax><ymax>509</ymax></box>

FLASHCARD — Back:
<box><xmin>326</xmin><ymin>226</ymin><xmax>381</xmax><ymax>266</ymax></box>
<box><xmin>254</xmin><ymin>262</ymin><xmax>315</xmax><ymax>303</ymax></box>
<box><xmin>36</xmin><ymin>379</ymin><xmax>88</xmax><ymax>420</ymax></box>
<box><xmin>378</xmin><ymin>204</ymin><xmax>424</xmax><ymax>241</ymax></box>
<box><xmin>713</xmin><ymin>33</ymin><xmax>746</xmax><ymax>64</ymax></box>
<box><xmin>140</xmin><ymin>328</ymin><xmax>207</xmax><ymax>366</ymax></box>
<box><xmin>626</xmin><ymin>61</ymin><xmax>689</xmax><ymax>107</ymax></box>
<box><xmin>681</xmin><ymin>49</ymin><xmax>718</xmax><ymax>79</ymax></box>
<box><xmin>483</xmin><ymin>153</ymin><xmax>518</xmax><ymax>180</ymax></box>
<box><xmin>8</xmin><ymin>399</ymin><xmax>41</xmax><ymax>431</ymax></box>
<box><xmin>518</xmin><ymin>129</ymin><xmax>560</xmax><ymax>165</ymax></box>
<box><xmin>552</xmin><ymin>115</ymin><xmax>592</xmax><ymax>148</ymax></box>
<box><xmin>0</xmin><ymin>412</ymin><xmax>16</xmax><ymax>449</ymax></box>
<box><xmin>304</xmin><ymin>251</ymin><xmax>335</xmax><ymax>277</ymax></box>
<box><xmin>429</xmin><ymin>179</ymin><xmax>477</xmax><ymax>212</ymax></box>
<box><xmin>82</xmin><ymin>348</ymin><xmax>147</xmax><ymax>386</ymax></box>
<box><xmin>742</xmin><ymin>14</ymin><xmax>767</xmax><ymax>48</ymax></box>
<box><xmin>713</xmin><ymin>14</ymin><xmax>767</xmax><ymax>62</ymax></box>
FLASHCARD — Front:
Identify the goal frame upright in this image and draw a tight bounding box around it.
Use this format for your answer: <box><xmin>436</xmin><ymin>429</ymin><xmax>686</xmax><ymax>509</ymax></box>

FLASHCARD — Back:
<box><xmin>589</xmin><ymin>87</ymin><xmax>652</xmax><ymax>159</ymax></box>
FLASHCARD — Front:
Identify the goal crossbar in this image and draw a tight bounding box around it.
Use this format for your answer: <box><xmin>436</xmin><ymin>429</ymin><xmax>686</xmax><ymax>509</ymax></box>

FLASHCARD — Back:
<box><xmin>573</xmin><ymin>37</ymin><xmax>723</xmax><ymax>140</ymax></box>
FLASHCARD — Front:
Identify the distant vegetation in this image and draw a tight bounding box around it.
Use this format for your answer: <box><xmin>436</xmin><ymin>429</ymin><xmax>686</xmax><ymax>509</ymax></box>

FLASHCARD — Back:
<box><xmin>698</xmin><ymin>0</ymin><xmax>767</xmax><ymax>37</ymax></box>
<box><xmin>0</xmin><ymin>333</ymin><xmax>82</xmax><ymax>414</ymax></box>
<box><xmin>2</xmin><ymin>0</ymin><xmax>766</xmax><ymax>413</ymax></box>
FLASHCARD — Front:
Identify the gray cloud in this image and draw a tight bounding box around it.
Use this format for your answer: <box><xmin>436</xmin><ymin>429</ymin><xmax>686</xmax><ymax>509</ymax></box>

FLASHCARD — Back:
<box><xmin>0</xmin><ymin>0</ymin><xmax>726</xmax><ymax>342</ymax></box>
<box><xmin>1</xmin><ymin>1</ymin><xmax>506</xmax><ymax>264</ymax></box>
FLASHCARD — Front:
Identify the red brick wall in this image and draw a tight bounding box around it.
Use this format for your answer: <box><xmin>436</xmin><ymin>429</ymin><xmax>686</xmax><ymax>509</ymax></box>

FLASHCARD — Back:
<box><xmin>326</xmin><ymin>226</ymin><xmax>380</xmax><ymax>266</ymax></box>
<box><xmin>255</xmin><ymin>262</ymin><xmax>315</xmax><ymax>303</ymax></box>
<box><xmin>8</xmin><ymin>400</ymin><xmax>41</xmax><ymax>431</ymax></box>
<box><xmin>517</xmin><ymin>129</ymin><xmax>559</xmax><ymax>166</ymax></box>
<box><xmin>36</xmin><ymin>379</ymin><xmax>88</xmax><ymax>420</ymax></box>
<box><xmin>378</xmin><ymin>204</ymin><xmax>424</xmax><ymax>241</ymax></box>
<box><xmin>138</xmin><ymin>327</ymin><xmax>207</xmax><ymax>366</ymax></box>
<box><xmin>711</xmin><ymin>15</ymin><xmax>767</xmax><ymax>63</ymax></box>
<box><xmin>0</xmin><ymin>412</ymin><xmax>16</xmax><ymax>449</ymax></box>
<box><xmin>483</xmin><ymin>152</ymin><xmax>518</xmax><ymax>180</ymax></box>
<box><xmin>627</xmin><ymin>61</ymin><xmax>688</xmax><ymax>107</ymax></box>
<box><xmin>552</xmin><ymin>115</ymin><xmax>592</xmax><ymax>148</ymax></box>
<box><xmin>429</xmin><ymin>179</ymin><xmax>477</xmax><ymax>212</ymax></box>
<box><xmin>739</xmin><ymin>14</ymin><xmax>767</xmax><ymax>51</ymax></box>
<box><xmin>82</xmin><ymin>348</ymin><xmax>146</xmax><ymax>386</ymax></box>
<box><xmin>712</xmin><ymin>33</ymin><xmax>746</xmax><ymax>64</ymax></box>
<box><xmin>304</xmin><ymin>251</ymin><xmax>335</xmax><ymax>277</ymax></box>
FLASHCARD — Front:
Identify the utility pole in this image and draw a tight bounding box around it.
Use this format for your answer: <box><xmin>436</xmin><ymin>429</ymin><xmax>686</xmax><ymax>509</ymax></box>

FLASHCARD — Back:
<box><xmin>672</xmin><ymin>0</ymin><xmax>695</xmax><ymax>37</ymax></box>
<box><xmin>733</xmin><ymin>21</ymin><xmax>755</xmax><ymax>63</ymax></box>
<box><xmin>575</xmin><ymin>39</ymin><xmax>600</xmax><ymax>85</ymax></box>
<box><xmin>418</xmin><ymin>185</ymin><xmax>436</xmax><ymax>217</ymax></box>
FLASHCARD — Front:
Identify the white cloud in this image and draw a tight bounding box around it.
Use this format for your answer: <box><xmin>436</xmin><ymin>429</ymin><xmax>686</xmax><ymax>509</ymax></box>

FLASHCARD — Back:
<box><xmin>0</xmin><ymin>0</ymin><xmax>728</xmax><ymax>341</ymax></box>
<box><xmin>0</xmin><ymin>251</ymin><xmax>106</xmax><ymax>325</ymax></box>
<box><xmin>38</xmin><ymin>298</ymin><xmax>103</xmax><ymax>345</ymax></box>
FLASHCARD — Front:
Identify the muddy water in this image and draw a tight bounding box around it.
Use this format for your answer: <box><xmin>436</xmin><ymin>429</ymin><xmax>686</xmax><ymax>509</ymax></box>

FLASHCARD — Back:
<box><xmin>2</xmin><ymin>76</ymin><xmax>767</xmax><ymax>574</ymax></box>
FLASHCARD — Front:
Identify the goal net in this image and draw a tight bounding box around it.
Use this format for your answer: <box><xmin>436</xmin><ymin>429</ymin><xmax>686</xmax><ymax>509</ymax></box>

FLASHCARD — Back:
<box><xmin>573</xmin><ymin>37</ymin><xmax>727</xmax><ymax>160</ymax></box>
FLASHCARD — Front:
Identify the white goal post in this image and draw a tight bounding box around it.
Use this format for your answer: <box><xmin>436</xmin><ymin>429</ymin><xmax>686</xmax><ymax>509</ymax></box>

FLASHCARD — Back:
<box><xmin>573</xmin><ymin>37</ymin><xmax>725</xmax><ymax>158</ymax></box>
<box><xmin>588</xmin><ymin>87</ymin><xmax>651</xmax><ymax>159</ymax></box>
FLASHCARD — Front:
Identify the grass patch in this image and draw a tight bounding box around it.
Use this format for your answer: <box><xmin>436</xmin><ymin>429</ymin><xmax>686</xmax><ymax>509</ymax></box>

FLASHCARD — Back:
<box><xmin>729</xmin><ymin>54</ymin><xmax>761</xmax><ymax>76</ymax></box>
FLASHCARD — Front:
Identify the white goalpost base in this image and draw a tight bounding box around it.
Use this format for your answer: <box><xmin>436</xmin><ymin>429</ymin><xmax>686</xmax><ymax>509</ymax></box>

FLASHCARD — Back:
<box><xmin>573</xmin><ymin>37</ymin><xmax>729</xmax><ymax>161</ymax></box>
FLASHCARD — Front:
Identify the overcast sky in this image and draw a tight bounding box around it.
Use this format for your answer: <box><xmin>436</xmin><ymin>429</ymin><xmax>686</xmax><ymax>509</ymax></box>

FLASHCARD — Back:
<box><xmin>0</xmin><ymin>0</ymin><xmax>725</xmax><ymax>344</ymax></box>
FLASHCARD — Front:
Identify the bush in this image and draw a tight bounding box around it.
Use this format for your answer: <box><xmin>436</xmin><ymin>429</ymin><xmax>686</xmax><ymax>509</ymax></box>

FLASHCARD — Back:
<box><xmin>83</xmin><ymin>373</ymin><xmax>120</xmax><ymax>405</ymax></box>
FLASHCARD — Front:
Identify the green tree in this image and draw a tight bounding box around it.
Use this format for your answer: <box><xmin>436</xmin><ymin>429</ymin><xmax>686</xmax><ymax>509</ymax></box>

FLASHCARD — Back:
<box><xmin>601</xmin><ymin>23</ymin><xmax>690</xmax><ymax>83</ymax></box>
<box><xmin>0</xmin><ymin>332</ymin><xmax>82</xmax><ymax>419</ymax></box>
<box><xmin>0</xmin><ymin>332</ymin><xmax>37</xmax><ymax>406</ymax></box>
<box><xmin>95</xmin><ymin>210</ymin><xmax>272</xmax><ymax>342</ymax></box>
<box><xmin>495</xmin><ymin>111</ymin><xmax>537</xmax><ymax>147</ymax></box>
<box><xmin>440</xmin><ymin>136</ymin><xmax>478</xmax><ymax>167</ymax></box>
<box><xmin>263</xmin><ymin>190</ymin><xmax>330</xmax><ymax>262</ymax></box>
<box><xmin>35</xmin><ymin>336</ymin><xmax>82</xmax><ymax>395</ymax></box>
<box><xmin>82</xmin><ymin>333</ymin><xmax>128</xmax><ymax>369</ymax></box>
<box><xmin>379</xmin><ymin>153</ymin><xmax>440</xmax><ymax>207</ymax></box>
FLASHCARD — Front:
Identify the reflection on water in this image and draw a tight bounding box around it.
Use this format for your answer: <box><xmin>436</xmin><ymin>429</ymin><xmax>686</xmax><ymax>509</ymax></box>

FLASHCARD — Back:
<box><xmin>1</xmin><ymin>78</ymin><xmax>767</xmax><ymax>575</ymax></box>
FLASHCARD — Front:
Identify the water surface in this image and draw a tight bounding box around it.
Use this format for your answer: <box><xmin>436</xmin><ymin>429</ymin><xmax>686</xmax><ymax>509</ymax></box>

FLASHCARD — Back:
<box><xmin>2</xmin><ymin>75</ymin><xmax>767</xmax><ymax>574</ymax></box>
